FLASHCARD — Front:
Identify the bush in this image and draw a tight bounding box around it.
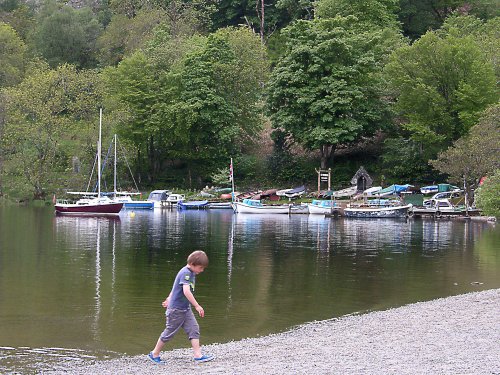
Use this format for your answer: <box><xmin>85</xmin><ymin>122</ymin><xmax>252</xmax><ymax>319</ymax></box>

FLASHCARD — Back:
<box><xmin>475</xmin><ymin>169</ymin><xmax>500</xmax><ymax>217</ymax></box>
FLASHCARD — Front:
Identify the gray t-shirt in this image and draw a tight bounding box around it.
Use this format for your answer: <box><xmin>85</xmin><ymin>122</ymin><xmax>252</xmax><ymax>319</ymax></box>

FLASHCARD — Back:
<box><xmin>169</xmin><ymin>266</ymin><xmax>196</xmax><ymax>310</ymax></box>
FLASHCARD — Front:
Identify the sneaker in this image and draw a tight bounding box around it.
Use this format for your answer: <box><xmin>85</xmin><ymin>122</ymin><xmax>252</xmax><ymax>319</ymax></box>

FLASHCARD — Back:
<box><xmin>194</xmin><ymin>354</ymin><xmax>215</xmax><ymax>363</ymax></box>
<box><xmin>147</xmin><ymin>352</ymin><xmax>166</xmax><ymax>365</ymax></box>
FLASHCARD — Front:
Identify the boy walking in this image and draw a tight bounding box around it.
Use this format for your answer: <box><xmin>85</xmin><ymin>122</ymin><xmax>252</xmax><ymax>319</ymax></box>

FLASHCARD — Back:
<box><xmin>148</xmin><ymin>250</ymin><xmax>214</xmax><ymax>364</ymax></box>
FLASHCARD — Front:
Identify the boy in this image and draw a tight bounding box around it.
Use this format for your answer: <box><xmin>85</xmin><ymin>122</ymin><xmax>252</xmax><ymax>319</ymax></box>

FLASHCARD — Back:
<box><xmin>148</xmin><ymin>250</ymin><xmax>214</xmax><ymax>364</ymax></box>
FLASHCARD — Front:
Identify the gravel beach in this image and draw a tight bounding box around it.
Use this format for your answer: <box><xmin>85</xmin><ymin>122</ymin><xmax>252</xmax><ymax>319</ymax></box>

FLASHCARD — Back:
<box><xmin>47</xmin><ymin>289</ymin><xmax>500</xmax><ymax>375</ymax></box>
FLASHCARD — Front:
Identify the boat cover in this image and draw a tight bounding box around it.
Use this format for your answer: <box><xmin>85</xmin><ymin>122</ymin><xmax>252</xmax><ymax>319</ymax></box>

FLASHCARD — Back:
<box><xmin>437</xmin><ymin>184</ymin><xmax>460</xmax><ymax>192</ymax></box>
<box><xmin>376</xmin><ymin>184</ymin><xmax>413</xmax><ymax>196</ymax></box>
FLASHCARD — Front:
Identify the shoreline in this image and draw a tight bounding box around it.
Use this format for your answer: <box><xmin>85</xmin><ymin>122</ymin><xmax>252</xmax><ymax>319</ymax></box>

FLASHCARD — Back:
<box><xmin>46</xmin><ymin>289</ymin><xmax>500</xmax><ymax>374</ymax></box>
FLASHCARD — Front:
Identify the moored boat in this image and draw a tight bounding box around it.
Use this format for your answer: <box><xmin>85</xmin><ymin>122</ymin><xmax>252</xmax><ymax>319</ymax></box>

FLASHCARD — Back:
<box><xmin>147</xmin><ymin>190</ymin><xmax>171</xmax><ymax>208</ymax></box>
<box><xmin>177</xmin><ymin>200</ymin><xmax>209</xmax><ymax>209</ymax></box>
<box><xmin>114</xmin><ymin>194</ymin><xmax>154</xmax><ymax>209</ymax></box>
<box><xmin>289</xmin><ymin>203</ymin><xmax>309</xmax><ymax>214</ymax></box>
<box><xmin>54</xmin><ymin>110</ymin><xmax>124</xmax><ymax>215</ymax></box>
<box><xmin>208</xmin><ymin>202</ymin><xmax>233</xmax><ymax>209</ymax></box>
<box><xmin>420</xmin><ymin>185</ymin><xmax>438</xmax><ymax>194</ymax></box>
<box><xmin>344</xmin><ymin>204</ymin><xmax>412</xmax><ymax>218</ymax></box>
<box><xmin>232</xmin><ymin>199</ymin><xmax>291</xmax><ymax>214</ymax></box>
<box><xmin>307</xmin><ymin>200</ymin><xmax>339</xmax><ymax>214</ymax></box>
<box><xmin>284</xmin><ymin>185</ymin><xmax>306</xmax><ymax>199</ymax></box>
<box><xmin>166</xmin><ymin>194</ymin><xmax>185</xmax><ymax>204</ymax></box>
<box><xmin>55</xmin><ymin>196</ymin><xmax>124</xmax><ymax>215</ymax></box>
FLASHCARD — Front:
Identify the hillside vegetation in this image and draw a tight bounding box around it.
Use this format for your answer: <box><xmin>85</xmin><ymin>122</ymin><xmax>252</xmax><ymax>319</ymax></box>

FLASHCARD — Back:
<box><xmin>0</xmin><ymin>0</ymin><xmax>498</xmax><ymax>200</ymax></box>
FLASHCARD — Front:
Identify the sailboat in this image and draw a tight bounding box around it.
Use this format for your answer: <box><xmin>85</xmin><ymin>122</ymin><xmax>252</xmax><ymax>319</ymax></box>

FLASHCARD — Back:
<box><xmin>54</xmin><ymin>109</ymin><xmax>124</xmax><ymax>215</ymax></box>
<box><xmin>107</xmin><ymin>134</ymin><xmax>154</xmax><ymax>209</ymax></box>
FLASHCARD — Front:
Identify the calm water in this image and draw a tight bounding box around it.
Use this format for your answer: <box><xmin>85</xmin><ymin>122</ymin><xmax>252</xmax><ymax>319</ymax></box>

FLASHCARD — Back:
<box><xmin>0</xmin><ymin>205</ymin><xmax>499</xmax><ymax>372</ymax></box>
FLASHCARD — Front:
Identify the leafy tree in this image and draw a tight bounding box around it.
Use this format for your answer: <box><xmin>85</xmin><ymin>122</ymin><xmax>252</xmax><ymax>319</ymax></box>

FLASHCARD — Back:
<box><xmin>439</xmin><ymin>15</ymin><xmax>500</xmax><ymax>78</ymax></box>
<box><xmin>267</xmin><ymin>17</ymin><xmax>397</xmax><ymax>168</ymax></box>
<box><xmin>30</xmin><ymin>1</ymin><xmax>103</xmax><ymax>68</ymax></box>
<box><xmin>430</xmin><ymin>104</ymin><xmax>500</xmax><ymax>205</ymax></box>
<box><xmin>211</xmin><ymin>0</ymin><xmax>292</xmax><ymax>42</ymax></box>
<box><xmin>276</xmin><ymin>0</ymin><xmax>314</xmax><ymax>21</ymax></box>
<box><xmin>475</xmin><ymin>169</ymin><xmax>500</xmax><ymax>217</ymax></box>
<box><xmin>98</xmin><ymin>0</ymin><xmax>213</xmax><ymax>67</ymax></box>
<box><xmin>105</xmin><ymin>27</ymin><xmax>268</xmax><ymax>186</ymax></box>
<box><xmin>385</xmin><ymin>27</ymin><xmax>498</xmax><ymax>160</ymax></box>
<box><xmin>0</xmin><ymin>21</ymin><xmax>26</xmax><ymax>87</ymax></box>
<box><xmin>315</xmin><ymin>0</ymin><xmax>400</xmax><ymax>29</ymax></box>
<box><xmin>398</xmin><ymin>0</ymin><xmax>499</xmax><ymax>40</ymax></box>
<box><xmin>1</xmin><ymin>62</ymin><xmax>103</xmax><ymax>199</ymax></box>
<box><xmin>0</xmin><ymin>3</ymin><xmax>35</xmax><ymax>40</ymax></box>
<box><xmin>97</xmin><ymin>8</ymin><xmax>166</xmax><ymax>66</ymax></box>
<box><xmin>109</xmin><ymin>0</ymin><xmax>143</xmax><ymax>18</ymax></box>
<box><xmin>380</xmin><ymin>137</ymin><xmax>436</xmax><ymax>183</ymax></box>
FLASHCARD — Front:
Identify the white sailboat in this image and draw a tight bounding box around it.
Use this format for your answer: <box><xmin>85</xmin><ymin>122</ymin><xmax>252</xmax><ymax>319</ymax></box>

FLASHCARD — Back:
<box><xmin>54</xmin><ymin>109</ymin><xmax>124</xmax><ymax>215</ymax></box>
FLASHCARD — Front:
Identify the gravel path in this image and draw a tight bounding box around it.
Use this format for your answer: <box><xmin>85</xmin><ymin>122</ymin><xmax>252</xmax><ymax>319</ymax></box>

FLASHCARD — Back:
<box><xmin>47</xmin><ymin>289</ymin><xmax>500</xmax><ymax>375</ymax></box>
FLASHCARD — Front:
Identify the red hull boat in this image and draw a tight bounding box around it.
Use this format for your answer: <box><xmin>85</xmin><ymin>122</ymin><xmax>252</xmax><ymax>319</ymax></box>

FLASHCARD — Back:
<box><xmin>54</xmin><ymin>109</ymin><xmax>124</xmax><ymax>216</ymax></box>
<box><xmin>55</xmin><ymin>198</ymin><xmax>123</xmax><ymax>215</ymax></box>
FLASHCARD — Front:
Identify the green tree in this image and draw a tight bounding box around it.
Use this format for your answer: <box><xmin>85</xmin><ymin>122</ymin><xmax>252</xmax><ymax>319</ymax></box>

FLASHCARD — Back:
<box><xmin>439</xmin><ymin>15</ymin><xmax>500</xmax><ymax>78</ymax></box>
<box><xmin>211</xmin><ymin>0</ymin><xmax>292</xmax><ymax>42</ymax></box>
<box><xmin>0</xmin><ymin>21</ymin><xmax>26</xmax><ymax>87</ymax></box>
<box><xmin>105</xmin><ymin>27</ymin><xmax>268</xmax><ymax>186</ymax></box>
<box><xmin>381</xmin><ymin>137</ymin><xmax>436</xmax><ymax>183</ymax></box>
<box><xmin>97</xmin><ymin>8</ymin><xmax>166</xmax><ymax>66</ymax></box>
<box><xmin>430</xmin><ymin>104</ymin><xmax>500</xmax><ymax>205</ymax></box>
<box><xmin>30</xmin><ymin>1</ymin><xmax>103</xmax><ymax>68</ymax></box>
<box><xmin>475</xmin><ymin>169</ymin><xmax>500</xmax><ymax>217</ymax></box>
<box><xmin>1</xmin><ymin>62</ymin><xmax>103</xmax><ymax>199</ymax></box>
<box><xmin>315</xmin><ymin>0</ymin><xmax>400</xmax><ymax>29</ymax></box>
<box><xmin>398</xmin><ymin>0</ymin><xmax>499</xmax><ymax>40</ymax></box>
<box><xmin>385</xmin><ymin>28</ymin><xmax>498</xmax><ymax>160</ymax></box>
<box><xmin>0</xmin><ymin>2</ymin><xmax>35</xmax><ymax>40</ymax></box>
<box><xmin>267</xmin><ymin>17</ymin><xmax>397</xmax><ymax>168</ymax></box>
<box><xmin>98</xmin><ymin>0</ymin><xmax>213</xmax><ymax>67</ymax></box>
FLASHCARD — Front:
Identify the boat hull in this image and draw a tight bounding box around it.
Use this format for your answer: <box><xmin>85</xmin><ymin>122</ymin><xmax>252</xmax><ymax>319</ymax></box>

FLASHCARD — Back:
<box><xmin>308</xmin><ymin>204</ymin><xmax>333</xmax><ymax>215</ymax></box>
<box><xmin>208</xmin><ymin>202</ymin><xmax>233</xmax><ymax>209</ymax></box>
<box><xmin>54</xmin><ymin>202</ymin><xmax>123</xmax><ymax>215</ymax></box>
<box><xmin>344</xmin><ymin>204</ymin><xmax>412</xmax><ymax>218</ymax></box>
<box><xmin>289</xmin><ymin>204</ymin><xmax>309</xmax><ymax>214</ymax></box>
<box><xmin>232</xmin><ymin>202</ymin><xmax>290</xmax><ymax>214</ymax></box>
<box><xmin>123</xmin><ymin>201</ymin><xmax>154</xmax><ymax>209</ymax></box>
<box><xmin>177</xmin><ymin>200</ymin><xmax>209</xmax><ymax>209</ymax></box>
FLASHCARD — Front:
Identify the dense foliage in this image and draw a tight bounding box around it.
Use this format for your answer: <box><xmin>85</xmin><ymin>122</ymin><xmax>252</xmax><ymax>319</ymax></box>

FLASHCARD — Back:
<box><xmin>430</xmin><ymin>104</ymin><xmax>500</xmax><ymax>204</ymax></box>
<box><xmin>385</xmin><ymin>21</ymin><xmax>498</xmax><ymax>160</ymax></box>
<box><xmin>267</xmin><ymin>16</ymin><xmax>396</xmax><ymax>168</ymax></box>
<box><xmin>475</xmin><ymin>169</ymin><xmax>500</xmax><ymax>218</ymax></box>
<box><xmin>0</xmin><ymin>0</ymin><xmax>498</xmax><ymax>199</ymax></box>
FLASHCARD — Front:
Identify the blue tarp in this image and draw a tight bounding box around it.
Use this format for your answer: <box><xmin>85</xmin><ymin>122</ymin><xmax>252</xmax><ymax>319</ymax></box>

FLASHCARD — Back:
<box><xmin>377</xmin><ymin>184</ymin><xmax>413</xmax><ymax>196</ymax></box>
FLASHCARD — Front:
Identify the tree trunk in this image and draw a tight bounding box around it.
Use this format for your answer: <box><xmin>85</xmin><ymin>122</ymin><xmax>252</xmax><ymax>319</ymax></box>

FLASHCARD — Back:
<box><xmin>256</xmin><ymin>0</ymin><xmax>265</xmax><ymax>43</ymax></box>
<box><xmin>320</xmin><ymin>144</ymin><xmax>335</xmax><ymax>169</ymax></box>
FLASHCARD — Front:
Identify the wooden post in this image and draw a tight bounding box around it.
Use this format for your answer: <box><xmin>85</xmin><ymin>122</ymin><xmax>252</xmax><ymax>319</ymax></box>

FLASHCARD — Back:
<box><xmin>317</xmin><ymin>168</ymin><xmax>331</xmax><ymax>195</ymax></box>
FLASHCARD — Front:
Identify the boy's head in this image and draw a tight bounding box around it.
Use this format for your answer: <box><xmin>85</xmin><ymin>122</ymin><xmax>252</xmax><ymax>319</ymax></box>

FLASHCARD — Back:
<box><xmin>187</xmin><ymin>250</ymin><xmax>209</xmax><ymax>274</ymax></box>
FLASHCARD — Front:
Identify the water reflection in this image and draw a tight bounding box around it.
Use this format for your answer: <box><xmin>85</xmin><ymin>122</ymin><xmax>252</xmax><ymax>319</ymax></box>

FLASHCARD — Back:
<box><xmin>0</xmin><ymin>206</ymin><xmax>498</xmax><ymax>374</ymax></box>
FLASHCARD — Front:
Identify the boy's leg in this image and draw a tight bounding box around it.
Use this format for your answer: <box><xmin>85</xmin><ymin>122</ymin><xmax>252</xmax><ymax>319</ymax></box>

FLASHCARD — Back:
<box><xmin>152</xmin><ymin>337</ymin><xmax>166</xmax><ymax>358</ymax></box>
<box><xmin>190</xmin><ymin>338</ymin><xmax>202</xmax><ymax>359</ymax></box>
<box><xmin>152</xmin><ymin>309</ymin><xmax>185</xmax><ymax>357</ymax></box>
<box><xmin>182</xmin><ymin>309</ymin><xmax>202</xmax><ymax>358</ymax></box>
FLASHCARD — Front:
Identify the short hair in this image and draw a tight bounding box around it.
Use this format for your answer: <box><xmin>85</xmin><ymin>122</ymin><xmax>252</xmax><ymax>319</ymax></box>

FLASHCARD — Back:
<box><xmin>187</xmin><ymin>250</ymin><xmax>209</xmax><ymax>267</ymax></box>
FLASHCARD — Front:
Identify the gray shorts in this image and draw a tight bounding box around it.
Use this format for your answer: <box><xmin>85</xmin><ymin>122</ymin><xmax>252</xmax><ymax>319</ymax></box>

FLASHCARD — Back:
<box><xmin>160</xmin><ymin>307</ymin><xmax>200</xmax><ymax>342</ymax></box>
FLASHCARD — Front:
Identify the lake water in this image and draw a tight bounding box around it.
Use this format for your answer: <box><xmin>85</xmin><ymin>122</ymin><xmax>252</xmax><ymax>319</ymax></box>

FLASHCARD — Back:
<box><xmin>0</xmin><ymin>205</ymin><xmax>499</xmax><ymax>372</ymax></box>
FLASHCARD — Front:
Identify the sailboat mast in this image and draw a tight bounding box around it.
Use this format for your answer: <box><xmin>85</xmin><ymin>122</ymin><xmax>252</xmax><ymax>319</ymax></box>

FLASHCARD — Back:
<box><xmin>114</xmin><ymin>134</ymin><xmax>117</xmax><ymax>196</ymax></box>
<box><xmin>230</xmin><ymin>158</ymin><xmax>235</xmax><ymax>202</ymax></box>
<box><xmin>98</xmin><ymin>108</ymin><xmax>102</xmax><ymax>198</ymax></box>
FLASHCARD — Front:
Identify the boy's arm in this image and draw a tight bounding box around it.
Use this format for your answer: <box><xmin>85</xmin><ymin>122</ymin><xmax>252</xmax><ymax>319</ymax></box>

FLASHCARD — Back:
<box><xmin>183</xmin><ymin>284</ymin><xmax>204</xmax><ymax>317</ymax></box>
<box><xmin>162</xmin><ymin>292</ymin><xmax>172</xmax><ymax>308</ymax></box>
